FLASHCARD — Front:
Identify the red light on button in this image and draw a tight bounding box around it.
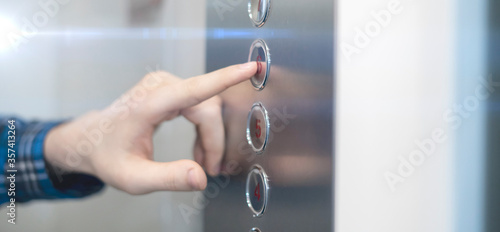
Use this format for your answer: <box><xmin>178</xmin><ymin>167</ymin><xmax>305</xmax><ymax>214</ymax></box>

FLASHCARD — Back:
<box><xmin>246</xmin><ymin>102</ymin><xmax>269</xmax><ymax>154</ymax></box>
<box><xmin>245</xmin><ymin>165</ymin><xmax>269</xmax><ymax>217</ymax></box>
<box><xmin>255</xmin><ymin>119</ymin><xmax>262</xmax><ymax>138</ymax></box>
<box><xmin>248</xmin><ymin>39</ymin><xmax>270</xmax><ymax>91</ymax></box>
<box><xmin>256</xmin><ymin>55</ymin><xmax>263</xmax><ymax>75</ymax></box>
<box><xmin>254</xmin><ymin>183</ymin><xmax>261</xmax><ymax>201</ymax></box>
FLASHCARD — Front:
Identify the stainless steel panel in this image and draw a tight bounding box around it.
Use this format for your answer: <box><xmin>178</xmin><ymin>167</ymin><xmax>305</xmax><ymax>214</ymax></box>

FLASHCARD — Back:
<box><xmin>486</xmin><ymin>0</ymin><xmax>500</xmax><ymax>231</ymax></box>
<box><xmin>205</xmin><ymin>0</ymin><xmax>334</xmax><ymax>231</ymax></box>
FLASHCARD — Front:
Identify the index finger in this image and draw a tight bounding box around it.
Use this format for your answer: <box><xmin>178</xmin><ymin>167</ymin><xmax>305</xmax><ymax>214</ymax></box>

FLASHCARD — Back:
<box><xmin>162</xmin><ymin>62</ymin><xmax>257</xmax><ymax>110</ymax></box>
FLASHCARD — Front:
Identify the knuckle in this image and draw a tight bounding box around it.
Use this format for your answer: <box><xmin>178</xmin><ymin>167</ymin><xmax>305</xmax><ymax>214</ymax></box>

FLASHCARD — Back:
<box><xmin>162</xmin><ymin>168</ymin><xmax>178</xmax><ymax>190</ymax></box>
<box><xmin>142</xmin><ymin>71</ymin><xmax>167</xmax><ymax>82</ymax></box>
<box><xmin>142</xmin><ymin>71</ymin><xmax>180</xmax><ymax>87</ymax></box>
<box><xmin>211</xmin><ymin>96</ymin><xmax>223</xmax><ymax>106</ymax></box>
<box><xmin>184</xmin><ymin>79</ymin><xmax>203</xmax><ymax>105</ymax></box>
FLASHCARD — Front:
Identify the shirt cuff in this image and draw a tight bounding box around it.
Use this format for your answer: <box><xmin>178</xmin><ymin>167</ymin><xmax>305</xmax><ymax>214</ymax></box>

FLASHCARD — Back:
<box><xmin>5</xmin><ymin>120</ymin><xmax>105</xmax><ymax>203</ymax></box>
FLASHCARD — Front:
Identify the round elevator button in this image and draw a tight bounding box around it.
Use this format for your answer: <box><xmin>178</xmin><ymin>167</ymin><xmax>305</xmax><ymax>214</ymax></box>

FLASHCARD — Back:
<box><xmin>250</xmin><ymin>228</ymin><xmax>262</xmax><ymax>232</ymax></box>
<box><xmin>246</xmin><ymin>102</ymin><xmax>270</xmax><ymax>154</ymax></box>
<box><xmin>246</xmin><ymin>165</ymin><xmax>269</xmax><ymax>217</ymax></box>
<box><xmin>248</xmin><ymin>39</ymin><xmax>271</xmax><ymax>91</ymax></box>
<box><xmin>248</xmin><ymin>0</ymin><xmax>271</xmax><ymax>27</ymax></box>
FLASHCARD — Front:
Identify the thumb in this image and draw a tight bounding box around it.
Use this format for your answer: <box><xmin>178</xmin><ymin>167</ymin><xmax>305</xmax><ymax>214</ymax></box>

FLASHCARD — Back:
<box><xmin>119</xmin><ymin>157</ymin><xmax>207</xmax><ymax>194</ymax></box>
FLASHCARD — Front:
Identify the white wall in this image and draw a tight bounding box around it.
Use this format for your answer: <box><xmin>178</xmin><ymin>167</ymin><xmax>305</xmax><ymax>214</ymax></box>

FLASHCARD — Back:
<box><xmin>336</xmin><ymin>0</ymin><xmax>487</xmax><ymax>231</ymax></box>
<box><xmin>336</xmin><ymin>0</ymin><xmax>455</xmax><ymax>231</ymax></box>
<box><xmin>0</xmin><ymin>0</ymin><xmax>206</xmax><ymax>231</ymax></box>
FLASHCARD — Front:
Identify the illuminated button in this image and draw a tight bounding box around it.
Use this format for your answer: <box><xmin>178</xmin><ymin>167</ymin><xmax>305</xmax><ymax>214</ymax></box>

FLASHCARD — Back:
<box><xmin>250</xmin><ymin>228</ymin><xmax>262</xmax><ymax>232</ymax></box>
<box><xmin>248</xmin><ymin>39</ymin><xmax>271</xmax><ymax>91</ymax></box>
<box><xmin>246</xmin><ymin>102</ymin><xmax>270</xmax><ymax>154</ymax></box>
<box><xmin>246</xmin><ymin>165</ymin><xmax>269</xmax><ymax>217</ymax></box>
<box><xmin>248</xmin><ymin>0</ymin><xmax>271</xmax><ymax>27</ymax></box>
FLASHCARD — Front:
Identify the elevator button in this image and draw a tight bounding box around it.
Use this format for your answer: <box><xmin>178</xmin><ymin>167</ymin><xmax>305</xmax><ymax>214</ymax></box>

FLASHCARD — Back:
<box><xmin>250</xmin><ymin>228</ymin><xmax>262</xmax><ymax>232</ymax></box>
<box><xmin>246</xmin><ymin>102</ymin><xmax>270</xmax><ymax>154</ymax></box>
<box><xmin>248</xmin><ymin>0</ymin><xmax>271</xmax><ymax>27</ymax></box>
<box><xmin>248</xmin><ymin>39</ymin><xmax>271</xmax><ymax>91</ymax></box>
<box><xmin>246</xmin><ymin>165</ymin><xmax>269</xmax><ymax>217</ymax></box>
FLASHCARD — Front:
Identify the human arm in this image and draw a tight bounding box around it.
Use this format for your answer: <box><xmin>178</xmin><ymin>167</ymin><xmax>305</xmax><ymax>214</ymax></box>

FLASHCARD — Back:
<box><xmin>43</xmin><ymin>62</ymin><xmax>257</xmax><ymax>195</ymax></box>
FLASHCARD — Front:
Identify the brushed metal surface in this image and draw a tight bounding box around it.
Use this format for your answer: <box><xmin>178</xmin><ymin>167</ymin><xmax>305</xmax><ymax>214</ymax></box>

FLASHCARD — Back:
<box><xmin>205</xmin><ymin>0</ymin><xmax>334</xmax><ymax>231</ymax></box>
<box><xmin>486</xmin><ymin>0</ymin><xmax>500</xmax><ymax>231</ymax></box>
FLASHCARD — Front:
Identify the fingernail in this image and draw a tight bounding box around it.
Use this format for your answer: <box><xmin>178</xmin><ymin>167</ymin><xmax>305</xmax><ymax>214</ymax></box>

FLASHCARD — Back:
<box><xmin>239</xmin><ymin>62</ymin><xmax>254</xmax><ymax>70</ymax></box>
<box><xmin>188</xmin><ymin>169</ymin><xmax>201</xmax><ymax>190</ymax></box>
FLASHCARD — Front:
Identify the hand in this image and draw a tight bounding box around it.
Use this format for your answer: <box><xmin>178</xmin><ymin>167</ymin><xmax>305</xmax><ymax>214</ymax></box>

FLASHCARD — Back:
<box><xmin>44</xmin><ymin>62</ymin><xmax>257</xmax><ymax>195</ymax></box>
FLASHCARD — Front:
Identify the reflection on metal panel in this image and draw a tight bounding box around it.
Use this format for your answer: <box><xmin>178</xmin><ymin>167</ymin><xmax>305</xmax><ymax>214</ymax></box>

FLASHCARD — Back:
<box><xmin>205</xmin><ymin>0</ymin><xmax>334</xmax><ymax>231</ymax></box>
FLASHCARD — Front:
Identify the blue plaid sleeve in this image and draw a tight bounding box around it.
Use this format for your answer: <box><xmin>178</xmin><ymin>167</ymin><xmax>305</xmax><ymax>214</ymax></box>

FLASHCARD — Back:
<box><xmin>0</xmin><ymin>117</ymin><xmax>105</xmax><ymax>204</ymax></box>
